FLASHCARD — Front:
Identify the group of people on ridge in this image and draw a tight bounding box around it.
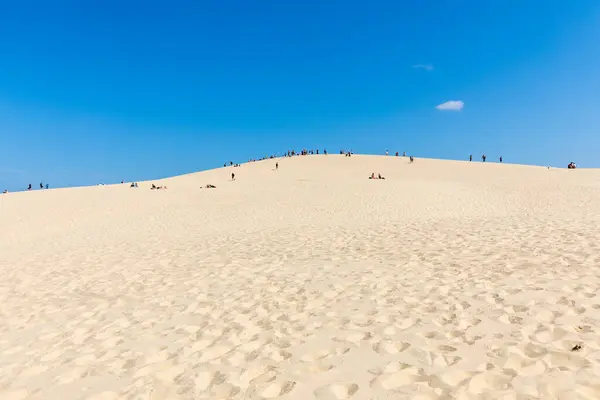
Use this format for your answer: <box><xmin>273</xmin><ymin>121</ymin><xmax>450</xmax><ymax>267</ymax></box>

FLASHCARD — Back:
<box><xmin>469</xmin><ymin>154</ymin><xmax>502</xmax><ymax>163</ymax></box>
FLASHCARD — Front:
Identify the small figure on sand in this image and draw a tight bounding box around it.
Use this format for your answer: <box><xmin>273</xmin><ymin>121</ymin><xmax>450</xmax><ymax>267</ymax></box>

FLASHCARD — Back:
<box><xmin>45</xmin><ymin>184</ymin><xmax>49</xmax><ymax>189</ymax></box>
<box><xmin>409</xmin><ymin>156</ymin><xmax>414</xmax><ymax>163</ymax></box>
<box><xmin>324</xmin><ymin>149</ymin><xmax>327</xmax><ymax>155</ymax></box>
<box><xmin>369</xmin><ymin>173</ymin><xmax>385</xmax><ymax>180</ymax></box>
<box><xmin>231</xmin><ymin>172</ymin><xmax>236</xmax><ymax>181</ymax></box>
<box><xmin>568</xmin><ymin>162</ymin><xmax>577</xmax><ymax>169</ymax></box>
<box><xmin>482</xmin><ymin>154</ymin><xmax>486</xmax><ymax>162</ymax></box>
<box><xmin>395</xmin><ymin>152</ymin><xmax>399</xmax><ymax>156</ymax></box>
<box><xmin>28</xmin><ymin>184</ymin><xmax>32</xmax><ymax>190</ymax></box>
<box><xmin>386</xmin><ymin>149</ymin><xmax>388</xmax><ymax>156</ymax></box>
<box><xmin>40</xmin><ymin>182</ymin><xmax>43</xmax><ymax>189</ymax></box>
<box><xmin>469</xmin><ymin>154</ymin><xmax>472</xmax><ymax>162</ymax></box>
<box><xmin>403</xmin><ymin>152</ymin><xmax>406</xmax><ymax>157</ymax></box>
<box><xmin>150</xmin><ymin>184</ymin><xmax>167</xmax><ymax>190</ymax></box>
<box><xmin>499</xmin><ymin>156</ymin><xmax>503</xmax><ymax>163</ymax></box>
<box><xmin>275</xmin><ymin>162</ymin><xmax>279</xmax><ymax>170</ymax></box>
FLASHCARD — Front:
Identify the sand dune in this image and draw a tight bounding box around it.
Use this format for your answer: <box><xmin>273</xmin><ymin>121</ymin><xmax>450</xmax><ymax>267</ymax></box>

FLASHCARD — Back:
<box><xmin>2</xmin><ymin>155</ymin><xmax>600</xmax><ymax>399</ymax></box>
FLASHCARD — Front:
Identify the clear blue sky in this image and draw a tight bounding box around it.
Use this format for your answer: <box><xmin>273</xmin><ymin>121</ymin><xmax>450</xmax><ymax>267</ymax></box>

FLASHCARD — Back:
<box><xmin>1</xmin><ymin>1</ymin><xmax>599</xmax><ymax>190</ymax></box>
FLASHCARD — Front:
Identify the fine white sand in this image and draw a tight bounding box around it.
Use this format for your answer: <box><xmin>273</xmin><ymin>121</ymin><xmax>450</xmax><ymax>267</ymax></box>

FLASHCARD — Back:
<box><xmin>2</xmin><ymin>155</ymin><xmax>600</xmax><ymax>399</ymax></box>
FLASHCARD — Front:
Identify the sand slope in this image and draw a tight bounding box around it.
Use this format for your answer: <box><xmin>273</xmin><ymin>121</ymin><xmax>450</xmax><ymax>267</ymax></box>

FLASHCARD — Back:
<box><xmin>2</xmin><ymin>155</ymin><xmax>600</xmax><ymax>399</ymax></box>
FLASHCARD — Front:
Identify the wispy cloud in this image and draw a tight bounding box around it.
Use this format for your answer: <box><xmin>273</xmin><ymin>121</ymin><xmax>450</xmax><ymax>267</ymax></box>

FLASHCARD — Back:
<box><xmin>412</xmin><ymin>64</ymin><xmax>434</xmax><ymax>71</ymax></box>
<box><xmin>436</xmin><ymin>100</ymin><xmax>464</xmax><ymax>111</ymax></box>
<box><xmin>0</xmin><ymin>167</ymin><xmax>25</xmax><ymax>175</ymax></box>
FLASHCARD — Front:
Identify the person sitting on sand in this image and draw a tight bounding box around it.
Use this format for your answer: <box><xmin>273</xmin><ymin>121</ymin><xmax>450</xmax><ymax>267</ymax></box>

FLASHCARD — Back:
<box><xmin>370</xmin><ymin>173</ymin><xmax>376</xmax><ymax>179</ymax></box>
<box><xmin>151</xmin><ymin>184</ymin><xmax>166</xmax><ymax>189</ymax></box>
<box><xmin>409</xmin><ymin>156</ymin><xmax>414</xmax><ymax>163</ymax></box>
<box><xmin>206</xmin><ymin>184</ymin><xmax>216</xmax><ymax>188</ymax></box>
<box><xmin>378</xmin><ymin>173</ymin><xmax>385</xmax><ymax>180</ymax></box>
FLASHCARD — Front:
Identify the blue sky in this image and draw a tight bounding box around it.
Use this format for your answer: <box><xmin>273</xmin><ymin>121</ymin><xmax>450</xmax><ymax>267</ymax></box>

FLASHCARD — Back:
<box><xmin>1</xmin><ymin>1</ymin><xmax>599</xmax><ymax>190</ymax></box>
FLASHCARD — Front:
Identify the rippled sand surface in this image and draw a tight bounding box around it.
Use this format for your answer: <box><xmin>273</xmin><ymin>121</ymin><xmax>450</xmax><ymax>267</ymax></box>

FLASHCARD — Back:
<box><xmin>2</xmin><ymin>155</ymin><xmax>600</xmax><ymax>399</ymax></box>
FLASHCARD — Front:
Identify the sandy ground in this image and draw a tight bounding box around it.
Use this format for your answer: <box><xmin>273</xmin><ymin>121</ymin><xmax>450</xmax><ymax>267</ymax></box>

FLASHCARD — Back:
<box><xmin>2</xmin><ymin>155</ymin><xmax>600</xmax><ymax>399</ymax></box>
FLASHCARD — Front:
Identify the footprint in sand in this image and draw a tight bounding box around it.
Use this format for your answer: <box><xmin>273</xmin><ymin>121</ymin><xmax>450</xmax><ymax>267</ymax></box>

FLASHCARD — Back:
<box><xmin>314</xmin><ymin>383</ymin><xmax>359</xmax><ymax>399</ymax></box>
<box><xmin>238</xmin><ymin>365</ymin><xmax>276</xmax><ymax>389</ymax></box>
<box><xmin>467</xmin><ymin>371</ymin><xmax>511</xmax><ymax>395</ymax></box>
<box><xmin>372</xmin><ymin>340</ymin><xmax>410</xmax><ymax>355</ymax></box>
<box><xmin>574</xmin><ymin>325</ymin><xmax>593</xmax><ymax>333</ymax></box>
<box><xmin>209</xmin><ymin>382</ymin><xmax>240</xmax><ymax>398</ymax></box>
<box><xmin>433</xmin><ymin>354</ymin><xmax>462</xmax><ymax>368</ymax></box>
<box><xmin>422</xmin><ymin>331</ymin><xmax>446</xmax><ymax>340</ymax></box>
<box><xmin>300</xmin><ymin>347</ymin><xmax>350</xmax><ymax>363</ymax></box>
<box><xmin>267</xmin><ymin>349</ymin><xmax>293</xmax><ymax>362</ymax></box>
<box><xmin>260</xmin><ymin>381</ymin><xmax>296</xmax><ymax>398</ymax></box>
<box><xmin>438</xmin><ymin>369</ymin><xmax>473</xmax><ymax>386</ymax></box>
<box><xmin>332</xmin><ymin>331</ymin><xmax>372</xmax><ymax>346</ymax></box>
<box><xmin>523</xmin><ymin>342</ymin><xmax>548</xmax><ymax>358</ymax></box>
<box><xmin>369</xmin><ymin>361</ymin><xmax>410</xmax><ymax>374</ymax></box>
<box><xmin>370</xmin><ymin>366</ymin><xmax>421</xmax><ymax>390</ymax></box>
<box><xmin>395</xmin><ymin>317</ymin><xmax>419</xmax><ymax>330</ymax></box>
<box><xmin>548</xmin><ymin>351</ymin><xmax>590</xmax><ymax>369</ymax></box>
<box><xmin>437</xmin><ymin>345</ymin><xmax>457</xmax><ymax>353</ymax></box>
<box><xmin>531</xmin><ymin>326</ymin><xmax>568</xmax><ymax>343</ymax></box>
<box><xmin>194</xmin><ymin>370</ymin><xmax>228</xmax><ymax>392</ymax></box>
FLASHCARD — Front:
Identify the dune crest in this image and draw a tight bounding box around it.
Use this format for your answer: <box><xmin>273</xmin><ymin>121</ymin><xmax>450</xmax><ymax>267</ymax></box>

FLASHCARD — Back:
<box><xmin>1</xmin><ymin>155</ymin><xmax>600</xmax><ymax>399</ymax></box>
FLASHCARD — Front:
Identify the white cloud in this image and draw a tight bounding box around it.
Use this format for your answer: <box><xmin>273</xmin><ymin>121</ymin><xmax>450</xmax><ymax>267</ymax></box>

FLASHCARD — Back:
<box><xmin>436</xmin><ymin>100</ymin><xmax>464</xmax><ymax>111</ymax></box>
<box><xmin>412</xmin><ymin>64</ymin><xmax>434</xmax><ymax>71</ymax></box>
<box><xmin>0</xmin><ymin>167</ymin><xmax>25</xmax><ymax>175</ymax></box>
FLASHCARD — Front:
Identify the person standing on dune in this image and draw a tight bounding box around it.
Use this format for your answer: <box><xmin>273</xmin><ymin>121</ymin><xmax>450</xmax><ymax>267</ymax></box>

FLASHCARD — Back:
<box><xmin>276</xmin><ymin>162</ymin><xmax>279</xmax><ymax>171</ymax></box>
<box><xmin>231</xmin><ymin>172</ymin><xmax>235</xmax><ymax>181</ymax></box>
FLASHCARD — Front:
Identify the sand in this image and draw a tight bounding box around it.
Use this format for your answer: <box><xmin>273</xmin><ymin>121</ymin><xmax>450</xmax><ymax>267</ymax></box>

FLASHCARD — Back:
<box><xmin>1</xmin><ymin>154</ymin><xmax>600</xmax><ymax>399</ymax></box>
